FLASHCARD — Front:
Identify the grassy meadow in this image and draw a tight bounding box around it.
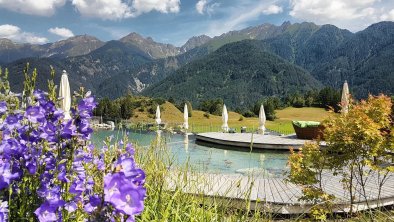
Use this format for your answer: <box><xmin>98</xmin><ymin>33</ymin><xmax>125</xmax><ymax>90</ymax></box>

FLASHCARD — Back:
<box><xmin>130</xmin><ymin>102</ymin><xmax>333</xmax><ymax>134</ymax></box>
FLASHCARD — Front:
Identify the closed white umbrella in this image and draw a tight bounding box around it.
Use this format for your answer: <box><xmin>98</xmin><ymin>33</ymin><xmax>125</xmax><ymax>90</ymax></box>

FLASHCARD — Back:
<box><xmin>155</xmin><ymin>105</ymin><xmax>161</xmax><ymax>125</ymax></box>
<box><xmin>183</xmin><ymin>103</ymin><xmax>189</xmax><ymax>130</ymax></box>
<box><xmin>258</xmin><ymin>104</ymin><xmax>266</xmax><ymax>134</ymax></box>
<box><xmin>59</xmin><ymin>70</ymin><xmax>71</xmax><ymax>120</ymax></box>
<box><xmin>341</xmin><ymin>81</ymin><xmax>350</xmax><ymax>114</ymax></box>
<box><xmin>222</xmin><ymin>104</ymin><xmax>229</xmax><ymax>132</ymax></box>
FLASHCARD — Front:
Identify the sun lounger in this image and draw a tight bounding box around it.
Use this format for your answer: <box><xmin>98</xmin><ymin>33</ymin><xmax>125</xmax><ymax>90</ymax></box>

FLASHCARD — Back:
<box><xmin>292</xmin><ymin>121</ymin><xmax>324</xmax><ymax>140</ymax></box>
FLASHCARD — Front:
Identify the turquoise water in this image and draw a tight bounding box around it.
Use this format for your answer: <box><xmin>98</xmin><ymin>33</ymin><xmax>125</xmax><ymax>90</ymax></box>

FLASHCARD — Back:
<box><xmin>92</xmin><ymin>130</ymin><xmax>289</xmax><ymax>177</ymax></box>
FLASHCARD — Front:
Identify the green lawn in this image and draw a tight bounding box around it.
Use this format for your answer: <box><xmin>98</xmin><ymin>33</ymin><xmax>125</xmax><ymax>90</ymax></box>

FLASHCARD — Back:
<box><xmin>189</xmin><ymin>107</ymin><xmax>332</xmax><ymax>134</ymax></box>
<box><xmin>130</xmin><ymin>103</ymin><xmax>333</xmax><ymax>134</ymax></box>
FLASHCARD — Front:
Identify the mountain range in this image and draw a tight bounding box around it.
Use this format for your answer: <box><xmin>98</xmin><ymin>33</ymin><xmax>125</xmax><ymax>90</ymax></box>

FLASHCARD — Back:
<box><xmin>1</xmin><ymin>21</ymin><xmax>393</xmax><ymax>109</ymax></box>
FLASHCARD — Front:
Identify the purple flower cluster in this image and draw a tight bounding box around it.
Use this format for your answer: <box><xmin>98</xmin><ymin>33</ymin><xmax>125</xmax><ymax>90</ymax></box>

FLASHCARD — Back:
<box><xmin>0</xmin><ymin>101</ymin><xmax>7</xmax><ymax>115</ymax></box>
<box><xmin>0</xmin><ymin>90</ymin><xmax>146</xmax><ymax>221</ymax></box>
<box><xmin>0</xmin><ymin>200</ymin><xmax>8</xmax><ymax>221</ymax></box>
<box><xmin>104</xmin><ymin>144</ymin><xmax>146</xmax><ymax>221</ymax></box>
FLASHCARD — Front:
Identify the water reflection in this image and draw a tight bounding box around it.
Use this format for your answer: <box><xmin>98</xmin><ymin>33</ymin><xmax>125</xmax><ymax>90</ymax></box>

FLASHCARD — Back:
<box><xmin>183</xmin><ymin>134</ymin><xmax>189</xmax><ymax>153</ymax></box>
<box><xmin>92</xmin><ymin>130</ymin><xmax>289</xmax><ymax>177</ymax></box>
<box><xmin>259</xmin><ymin>154</ymin><xmax>266</xmax><ymax>167</ymax></box>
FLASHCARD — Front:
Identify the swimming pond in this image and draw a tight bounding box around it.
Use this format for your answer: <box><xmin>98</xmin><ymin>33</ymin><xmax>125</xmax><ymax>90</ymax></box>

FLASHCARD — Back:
<box><xmin>92</xmin><ymin>130</ymin><xmax>289</xmax><ymax>177</ymax></box>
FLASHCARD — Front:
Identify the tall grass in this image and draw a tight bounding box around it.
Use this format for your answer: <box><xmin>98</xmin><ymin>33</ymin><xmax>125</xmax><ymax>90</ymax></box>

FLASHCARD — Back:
<box><xmin>114</xmin><ymin>131</ymin><xmax>394</xmax><ymax>222</ymax></box>
<box><xmin>129</xmin><ymin>134</ymin><xmax>273</xmax><ymax>221</ymax></box>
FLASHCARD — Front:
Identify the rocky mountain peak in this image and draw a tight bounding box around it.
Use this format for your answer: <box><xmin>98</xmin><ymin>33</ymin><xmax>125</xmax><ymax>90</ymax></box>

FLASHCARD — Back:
<box><xmin>65</xmin><ymin>35</ymin><xmax>102</xmax><ymax>43</ymax></box>
<box><xmin>43</xmin><ymin>34</ymin><xmax>104</xmax><ymax>58</ymax></box>
<box><xmin>0</xmin><ymin>38</ymin><xmax>15</xmax><ymax>45</ymax></box>
<box><xmin>119</xmin><ymin>32</ymin><xmax>180</xmax><ymax>59</ymax></box>
<box><xmin>0</xmin><ymin>38</ymin><xmax>18</xmax><ymax>51</ymax></box>
<box><xmin>180</xmin><ymin>35</ymin><xmax>212</xmax><ymax>52</ymax></box>
<box><xmin>119</xmin><ymin>32</ymin><xmax>147</xmax><ymax>43</ymax></box>
<box><xmin>50</xmin><ymin>35</ymin><xmax>103</xmax><ymax>47</ymax></box>
<box><xmin>280</xmin><ymin>21</ymin><xmax>291</xmax><ymax>28</ymax></box>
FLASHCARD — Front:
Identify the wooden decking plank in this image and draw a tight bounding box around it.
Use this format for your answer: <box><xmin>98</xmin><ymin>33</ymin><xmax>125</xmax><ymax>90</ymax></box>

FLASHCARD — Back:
<box><xmin>262</xmin><ymin>178</ymin><xmax>276</xmax><ymax>202</ymax></box>
<box><xmin>269</xmin><ymin>178</ymin><xmax>292</xmax><ymax>204</ymax></box>
<box><xmin>283</xmin><ymin>182</ymin><xmax>304</xmax><ymax>203</ymax></box>
<box><xmin>365</xmin><ymin>174</ymin><xmax>394</xmax><ymax>193</ymax></box>
<box><xmin>168</xmin><ymin>154</ymin><xmax>394</xmax><ymax>214</ymax></box>
<box><xmin>320</xmin><ymin>176</ymin><xmax>348</xmax><ymax>198</ymax></box>
<box><xmin>282</xmin><ymin>178</ymin><xmax>304</xmax><ymax>197</ymax></box>
<box><xmin>264</xmin><ymin>178</ymin><xmax>280</xmax><ymax>203</ymax></box>
<box><xmin>351</xmin><ymin>173</ymin><xmax>394</xmax><ymax>201</ymax></box>
<box><xmin>273</xmin><ymin>178</ymin><xmax>300</xmax><ymax>204</ymax></box>
<box><xmin>271</xmin><ymin>178</ymin><xmax>292</xmax><ymax>203</ymax></box>
<box><xmin>260</xmin><ymin>178</ymin><xmax>272</xmax><ymax>202</ymax></box>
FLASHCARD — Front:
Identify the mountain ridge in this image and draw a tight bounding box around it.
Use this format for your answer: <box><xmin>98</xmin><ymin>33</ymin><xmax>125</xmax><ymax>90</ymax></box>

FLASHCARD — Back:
<box><xmin>0</xmin><ymin>34</ymin><xmax>104</xmax><ymax>63</ymax></box>
<box><xmin>1</xmin><ymin>21</ymin><xmax>393</xmax><ymax>101</ymax></box>
<box><xmin>143</xmin><ymin>40</ymin><xmax>322</xmax><ymax>108</ymax></box>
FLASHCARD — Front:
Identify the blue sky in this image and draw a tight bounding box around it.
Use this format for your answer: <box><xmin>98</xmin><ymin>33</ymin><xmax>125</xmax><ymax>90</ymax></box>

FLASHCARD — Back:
<box><xmin>0</xmin><ymin>0</ymin><xmax>394</xmax><ymax>46</ymax></box>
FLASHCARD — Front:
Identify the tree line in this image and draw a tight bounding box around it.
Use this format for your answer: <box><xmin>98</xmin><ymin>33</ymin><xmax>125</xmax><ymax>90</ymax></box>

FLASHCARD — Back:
<box><xmin>93</xmin><ymin>95</ymin><xmax>166</xmax><ymax>121</ymax></box>
<box><xmin>93</xmin><ymin>86</ymin><xmax>343</xmax><ymax>121</ymax></box>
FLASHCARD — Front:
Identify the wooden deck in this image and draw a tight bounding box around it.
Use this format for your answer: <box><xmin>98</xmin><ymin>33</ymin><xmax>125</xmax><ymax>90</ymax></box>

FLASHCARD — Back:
<box><xmin>195</xmin><ymin>132</ymin><xmax>326</xmax><ymax>150</ymax></box>
<box><xmin>183</xmin><ymin>132</ymin><xmax>394</xmax><ymax>214</ymax></box>
<box><xmin>167</xmin><ymin>170</ymin><xmax>394</xmax><ymax>214</ymax></box>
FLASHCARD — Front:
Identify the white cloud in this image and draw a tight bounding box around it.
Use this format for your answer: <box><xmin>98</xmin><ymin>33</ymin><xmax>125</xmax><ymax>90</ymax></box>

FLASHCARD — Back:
<box><xmin>71</xmin><ymin>0</ymin><xmax>133</xmax><ymax>20</ymax></box>
<box><xmin>289</xmin><ymin>0</ymin><xmax>394</xmax><ymax>31</ymax></box>
<box><xmin>0</xmin><ymin>24</ymin><xmax>48</xmax><ymax>44</ymax></box>
<box><xmin>131</xmin><ymin>0</ymin><xmax>180</xmax><ymax>16</ymax></box>
<box><xmin>0</xmin><ymin>24</ymin><xmax>19</xmax><ymax>36</ymax></box>
<box><xmin>196</xmin><ymin>0</ymin><xmax>220</xmax><ymax>15</ymax></box>
<box><xmin>262</xmin><ymin>4</ymin><xmax>283</xmax><ymax>15</ymax></box>
<box><xmin>48</xmin><ymin>27</ymin><xmax>75</xmax><ymax>39</ymax></box>
<box><xmin>206</xmin><ymin>1</ymin><xmax>283</xmax><ymax>36</ymax></box>
<box><xmin>71</xmin><ymin>0</ymin><xmax>180</xmax><ymax>20</ymax></box>
<box><xmin>0</xmin><ymin>0</ymin><xmax>66</xmax><ymax>16</ymax></box>
<box><xmin>196</xmin><ymin>0</ymin><xmax>207</xmax><ymax>14</ymax></box>
<box><xmin>381</xmin><ymin>9</ymin><xmax>394</xmax><ymax>21</ymax></box>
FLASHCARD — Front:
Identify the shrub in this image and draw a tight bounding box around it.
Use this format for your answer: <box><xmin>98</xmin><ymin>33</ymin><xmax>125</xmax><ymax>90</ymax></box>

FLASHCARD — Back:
<box><xmin>147</xmin><ymin>105</ymin><xmax>156</xmax><ymax>114</ymax></box>
<box><xmin>288</xmin><ymin>95</ymin><xmax>394</xmax><ymax>217</ymax></box>
<box><xmin>317</xmin><ymin>87</ymin><xmax>341</xmax><ymax>112</ymax></box>
<box><xmin>200</xmin><ymin>99</ymin><xmax>223</xmax><ymax>115</ymax></box>
<box><xmin>152</xmin><ymin>97</ymin><xmax>166</xmax><ymax>105</ymax></box>
<box><xmin>168</xmin><ymin>97</ymin><xmax>175</xmax><ymax>104</ymax></box>
<box><xmin>252</xmin><ymin>98</ymin><xmax>276</xmax><ymax>120</ymax></box>
<box><xmin>243</xmin><ymin>110</ymin><xmax>255</xmax><ymax>117</ymax></box>
<box><xmin>186</xmin><ymin>101</ymin><xmax>193</xmax><ymax>117</ymax></box>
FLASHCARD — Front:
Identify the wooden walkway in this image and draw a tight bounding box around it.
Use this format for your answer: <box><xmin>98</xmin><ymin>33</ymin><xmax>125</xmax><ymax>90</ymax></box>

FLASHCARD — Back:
<box><xmin>196</xmin><ymin>132</ymin><xmax>326</xmax><ymax>150</ymax></box>
<box><xmin>187</xmin><ymin>132</ymin><xmax>394</xmax><ymax>214</ymax></box>
<box><xmin>167</xmin><ymin>170</ymin><xmax>394</xmax><ymax>214</ymax></box>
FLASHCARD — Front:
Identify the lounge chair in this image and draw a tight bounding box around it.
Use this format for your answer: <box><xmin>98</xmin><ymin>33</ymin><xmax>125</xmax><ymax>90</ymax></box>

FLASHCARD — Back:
<box><xmin>292</xmin><ymin>121</ymin><xmax>324</xmax><ymax>140</ymax></box>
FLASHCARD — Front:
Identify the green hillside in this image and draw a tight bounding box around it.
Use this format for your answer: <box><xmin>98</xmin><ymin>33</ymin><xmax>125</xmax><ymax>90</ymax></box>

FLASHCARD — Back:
<box><xmin>311</xmin><ymin>22</ymin><xmax>394</xmax><ymax>97</ymax></box>
<box><xmin>256</xmin><ymin>22</ymin><xmax>394</xmax><ymax>98</ymax></box>
<box><xmin>144</xmin><ymin>40</ymin><xmax>321</xmax><ymax>109</ymax></box>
